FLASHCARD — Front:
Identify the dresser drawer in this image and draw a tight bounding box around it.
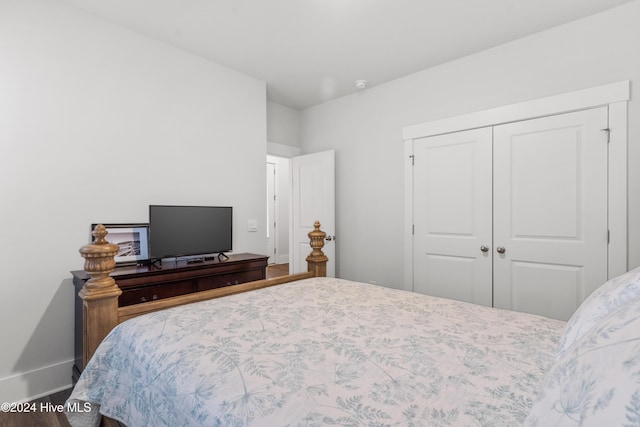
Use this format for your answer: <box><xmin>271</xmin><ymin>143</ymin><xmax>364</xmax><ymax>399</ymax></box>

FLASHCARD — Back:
<box><xmin>196</xmin><ymin>269</ymin><xmax>265</xmax><ymax>292</ymax></box>
<box><xmin>119</xmin><ymin>280</ymin><xmax>195</xmax><ymax>306</ymax></box>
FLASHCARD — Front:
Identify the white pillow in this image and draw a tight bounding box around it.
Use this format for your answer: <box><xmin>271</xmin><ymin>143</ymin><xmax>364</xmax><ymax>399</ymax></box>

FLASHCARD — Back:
<box><xmin>524</xmin><ymin>296</ymin><xmax>640</xmax><ymax>426</ymax></box>
<box><xmin>556</xmin><ymin>266</ymin><xmax>640</xmax><ymax>355</ymax></box>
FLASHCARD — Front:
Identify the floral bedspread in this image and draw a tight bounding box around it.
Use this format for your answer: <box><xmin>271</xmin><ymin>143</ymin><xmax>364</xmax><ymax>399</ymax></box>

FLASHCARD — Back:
<box><xmin>66</xmin><ymin>277</ymin><xmax>565</xmax><ymax>426</ymax></box>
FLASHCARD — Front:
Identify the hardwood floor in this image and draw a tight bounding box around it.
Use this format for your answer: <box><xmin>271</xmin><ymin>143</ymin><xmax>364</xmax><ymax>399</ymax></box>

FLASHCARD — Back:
<box><xmin>1</xmin><ymin>265</ymin><xmax>289</xmax><ymax>427</ymax></box>
<box><xmin>266</xmin><ymin>263</ymin><xmax>289</xmax><ymax>279</ymax></box>
<box><xmin>0</xmin><ymin>388</ymin><xmax>72</xmax><ymax>427</ymax></box>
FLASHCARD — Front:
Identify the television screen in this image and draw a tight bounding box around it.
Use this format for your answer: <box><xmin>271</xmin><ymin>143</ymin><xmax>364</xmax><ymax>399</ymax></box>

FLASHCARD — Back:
<box><xmin>149</xmin><ymin>205</ymin><xmax>232</xmax><ymax>259</ymax></box>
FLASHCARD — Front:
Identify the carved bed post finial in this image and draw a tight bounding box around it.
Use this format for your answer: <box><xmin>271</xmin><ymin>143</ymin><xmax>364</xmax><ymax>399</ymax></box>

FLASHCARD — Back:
<box><xmin>306</xmin><ymin>220</ymin><xmax>328</xmax><ymax>277</ymax></box>
<box><xmin>78</xmin><ymin>225</ymin><xmax>122</xmax><ymax>369</ymax></box>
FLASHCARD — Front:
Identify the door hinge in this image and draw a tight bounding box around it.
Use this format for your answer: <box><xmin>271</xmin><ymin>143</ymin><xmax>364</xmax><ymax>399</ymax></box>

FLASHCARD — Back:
<box><xmin>412</xmin><ymin>224</ymin><xmax>415</xmax><ymax>235</ymax></box>
<box><xmin>409</xmin><ymin>154</ymin><xmax>414</xmax><ymax>165</ymax></box>
<box><xmin>601</xmin><ymin>128</ymin><xmax>611</xmax><ymax>143</ymax></box>
<box><xmin>607</xmin><ymin>229</ymin><xmax>610</xmax><ymax>244</ymax></box>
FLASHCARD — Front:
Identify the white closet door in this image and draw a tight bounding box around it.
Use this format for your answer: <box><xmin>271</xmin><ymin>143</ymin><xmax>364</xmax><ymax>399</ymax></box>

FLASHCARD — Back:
<box><xmin>413</xmin><ymin>128</ymin><xmax>493</xmax><ymax>306</ymax></box>
<box><xmin>493</xmin><ymin>107</ymin><xmax>608</xmax><ymax>320</ymax></box>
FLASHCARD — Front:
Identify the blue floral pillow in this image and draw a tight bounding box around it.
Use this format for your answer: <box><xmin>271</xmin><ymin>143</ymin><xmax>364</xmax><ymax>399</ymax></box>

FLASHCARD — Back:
<box><xmin>525</xmin><ymin>296</ymin><xmax>640</xmax><ymax>426</ymax></box>
<box><xmin>556</xmin><ymin>266</ymin><xmax>640</xmax><ymax>356</ymax></box>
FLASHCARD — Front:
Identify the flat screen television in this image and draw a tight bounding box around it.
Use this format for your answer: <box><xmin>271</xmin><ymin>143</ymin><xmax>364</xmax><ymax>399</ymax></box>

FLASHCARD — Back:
<box><xmin>149</xmin><ymin>205</ymin><xmax>232</xmax><ymax>260</ymax></box>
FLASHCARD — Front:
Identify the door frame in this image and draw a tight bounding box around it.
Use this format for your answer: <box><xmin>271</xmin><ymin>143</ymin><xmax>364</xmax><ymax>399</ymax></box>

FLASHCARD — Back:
<box><xmin>403</xmin><ymin>80</ymin><xmax>630</xmax><ymax>292</ymax></box>
<box><xmin>266</xmin><ymin>142</ymin><xmax>301</xmax><ymax>266</ymax></box>
<box><xmin>266</xmin><ymin>161</ymin><xmax>276</xmax><ymax>263</ymax></box>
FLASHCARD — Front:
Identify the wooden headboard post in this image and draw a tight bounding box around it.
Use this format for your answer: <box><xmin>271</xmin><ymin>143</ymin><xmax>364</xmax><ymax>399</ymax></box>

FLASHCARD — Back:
<box><xmin>306</xmin><ymin>220</ymin><xmax>328</xmax><ymax>277</ymax></box>
<box><xmin>77</xmin><ymin>224</ymin><xmax>122</xmax><ymax>369</ymax></box>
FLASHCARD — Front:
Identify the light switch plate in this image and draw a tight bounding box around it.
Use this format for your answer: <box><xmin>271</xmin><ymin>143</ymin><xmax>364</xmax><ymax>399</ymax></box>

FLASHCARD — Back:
<box><xmin>247</xmin><ymin>219</ymin><xmax>258</xmax><ymax>232</ymax></box>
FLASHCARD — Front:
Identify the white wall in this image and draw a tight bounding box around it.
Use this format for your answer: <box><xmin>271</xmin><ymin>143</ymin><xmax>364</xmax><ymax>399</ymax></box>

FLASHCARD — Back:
<box><xmin>267</xmin><ymin>101</ymin><xmax>301</xmax><ymax>148</ymax></box>
<box><xmin>300</xmin><ymin>1</ymin><xmax>640</xmax><ymax>287</ymax></box>
<box><xmin>0</xmin><ymin>0</ymin><xmax>267</xmax><ymax>402</ymax></box>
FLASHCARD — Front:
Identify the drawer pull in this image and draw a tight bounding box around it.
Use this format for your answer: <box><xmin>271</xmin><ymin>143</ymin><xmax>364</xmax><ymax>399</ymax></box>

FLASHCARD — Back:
<box><xmin>152</xmin><ymin>294</ymin><xmax>158</xmax><ymax>301</ymax></box>
<box><xmin>140</xmin><ymin>297</ymin><xmax>147</xmax><ymax>302</ymax></box>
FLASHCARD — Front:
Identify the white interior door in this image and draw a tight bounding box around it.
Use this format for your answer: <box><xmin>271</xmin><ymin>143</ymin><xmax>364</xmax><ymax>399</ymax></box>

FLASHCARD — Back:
<box><xmin>291</xmin><ymin>150</ymin><xmax>335</xmax><ymax>277</ymax></box>
<box><xmin>493</xmin><ymin>107</ymin><xmax>609</xmax><ymax>320</ymax></box>
<box><xmin>413</xmin><ymin>128</ymin><xmax>493</xmax><ymax>306</ymax></box>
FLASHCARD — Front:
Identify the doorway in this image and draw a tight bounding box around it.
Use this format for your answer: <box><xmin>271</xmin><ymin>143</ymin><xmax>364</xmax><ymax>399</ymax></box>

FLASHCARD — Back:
<box><xmin>266</xmin><ymin>155</ymin><xmax>291</xmax><ymax>266</ymax></box>
<box><xmin>266</xmin><ymin>144</ymin><xmax>336</xmax><ymax>277</ymax></box>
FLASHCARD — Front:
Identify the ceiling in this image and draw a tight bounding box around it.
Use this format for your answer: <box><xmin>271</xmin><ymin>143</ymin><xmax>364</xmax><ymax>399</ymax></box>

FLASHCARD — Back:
<box><xmin>63</xmin><ymin>0</ymin><xmax>634</xmax><ymax>110</ymax></box>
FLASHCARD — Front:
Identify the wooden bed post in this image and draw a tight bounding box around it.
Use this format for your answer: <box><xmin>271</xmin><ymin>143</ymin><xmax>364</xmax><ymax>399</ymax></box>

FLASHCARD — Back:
<box><xmin>78</xmin><ymin>224</ymin><xmax>122</xmax><ymax>369</ymax></box>
<box><xmin>306</xmin><ymin>220</ymin><xmax>328</xmax><ymax>277</ymax></box>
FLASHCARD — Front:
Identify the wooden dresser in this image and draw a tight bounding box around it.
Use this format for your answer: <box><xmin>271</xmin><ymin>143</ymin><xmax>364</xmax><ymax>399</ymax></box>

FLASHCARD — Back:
<box><xmin>71</xmin><ymin>253</ymin><xmax>268</xmax><ymax>382</ymax></box>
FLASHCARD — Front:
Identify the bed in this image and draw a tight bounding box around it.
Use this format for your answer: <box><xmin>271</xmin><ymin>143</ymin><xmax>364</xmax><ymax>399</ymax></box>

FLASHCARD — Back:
<box><xmin>66</xmin><ymin>223</ymin><xmax>640</xmax><ymax>426</ymax></box>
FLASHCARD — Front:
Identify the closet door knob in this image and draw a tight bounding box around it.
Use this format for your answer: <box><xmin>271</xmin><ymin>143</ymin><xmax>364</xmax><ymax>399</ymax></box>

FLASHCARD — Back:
<box><xmin>480</xmin><ymin>246</ymin><xmax>489</xmax><ymax>252</ymax></box>
<box><xmin>496</xmin><ymin>246</ymin><xmax>506</xmax><ymax>254</ymax></box>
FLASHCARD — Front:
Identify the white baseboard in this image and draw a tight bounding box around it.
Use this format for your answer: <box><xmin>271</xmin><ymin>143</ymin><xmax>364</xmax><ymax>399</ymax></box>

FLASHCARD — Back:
<box><xmin>0</xmin><ymin>359</ymin><xmax>74</xmax><ymax>403</ymax></box>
